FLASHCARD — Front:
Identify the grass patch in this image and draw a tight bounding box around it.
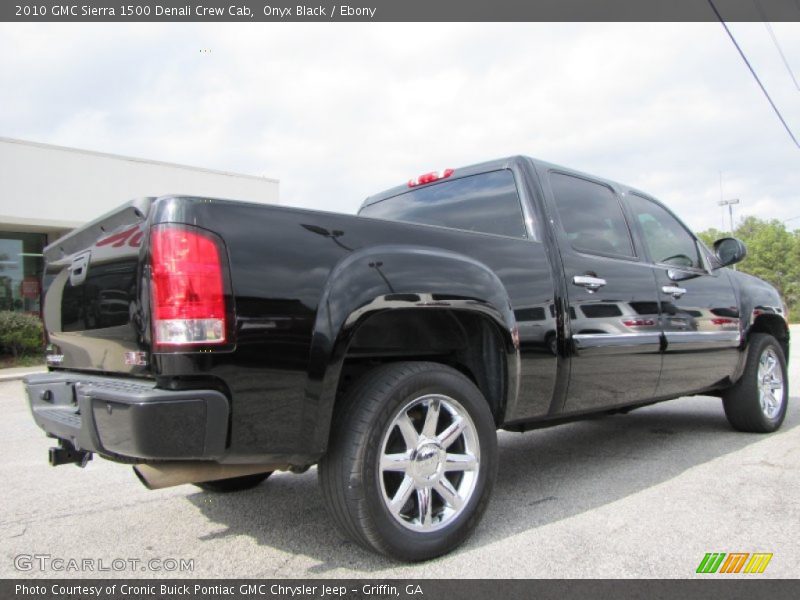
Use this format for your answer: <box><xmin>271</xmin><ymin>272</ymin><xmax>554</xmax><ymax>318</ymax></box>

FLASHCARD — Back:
<box><xmin>0</xmin><ymin>354</ymin><xmax>46</xmax><ymax>369</ymax></box>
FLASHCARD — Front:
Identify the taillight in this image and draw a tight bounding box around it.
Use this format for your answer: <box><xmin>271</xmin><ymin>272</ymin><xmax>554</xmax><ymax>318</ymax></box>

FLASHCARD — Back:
<box><xmin>408</xmin><ymin>168</ymin><xmax>454</xmax><ymax>187</ymax></box>
<box><xmin>622</xmin><ymin>318</ymin><xmax>655</xmax><ymax>327</ymax></box>
<box><xmin>150</xmin><ymin>226</ymin><xmax>228</xmax><ymax>347</ymax></box>
<box><xmin>711</xmin><ymin>317</ymin><xmax>735</xmax><ymax>326</ymax></box>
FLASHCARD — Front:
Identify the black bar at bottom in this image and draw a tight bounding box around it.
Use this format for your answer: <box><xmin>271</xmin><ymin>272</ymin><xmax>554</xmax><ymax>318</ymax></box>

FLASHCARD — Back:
<box><xmin>3</xmin><ymin>579</ymin><xmax>800</xmax><ymax>600</ymax></box>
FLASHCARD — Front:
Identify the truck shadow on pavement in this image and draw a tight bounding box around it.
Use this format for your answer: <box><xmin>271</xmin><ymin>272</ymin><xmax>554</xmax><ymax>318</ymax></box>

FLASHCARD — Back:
<box><xmin>187</xmin><ymin>396</ymin><xmax>798</xmax><ymax>573</ymax></box>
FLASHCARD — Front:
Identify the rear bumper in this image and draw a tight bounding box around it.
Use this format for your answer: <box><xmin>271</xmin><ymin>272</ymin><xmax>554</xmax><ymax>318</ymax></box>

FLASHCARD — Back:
<box><xmin>24</xmin><ymin>372</ymin><xmax>229</xmax><ymax>461</ymax></box>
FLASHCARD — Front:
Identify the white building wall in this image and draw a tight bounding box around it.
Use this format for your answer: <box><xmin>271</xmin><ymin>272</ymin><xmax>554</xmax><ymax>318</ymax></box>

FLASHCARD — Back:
<box><xmin>0</xmin><ymin>137</ymin><xmax>279</xmax><ymax>233</ymax></box>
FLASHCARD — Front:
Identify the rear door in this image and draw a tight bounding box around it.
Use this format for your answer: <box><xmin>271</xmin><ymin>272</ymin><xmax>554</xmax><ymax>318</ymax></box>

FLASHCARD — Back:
<box><xmin>624</xmin><ymin>193</ymin><xmax>741</xmax><ymax>396</ymax></box>
<box><xmin>543</xmin><ymin>171</ymin><xmax>663</xmax><ymax>413</ymax></box>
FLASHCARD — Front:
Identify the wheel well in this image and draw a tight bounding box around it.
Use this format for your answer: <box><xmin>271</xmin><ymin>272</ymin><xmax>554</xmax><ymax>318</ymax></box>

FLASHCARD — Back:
<box><xmin>749</xmin><ymin>314</ymin><xmax>790</xmax><ymax>362</ymax></box>
<box><xmin>336</xmin><ymin>309</ymin><xmax>508</xmax><ymax>425</ymax></box>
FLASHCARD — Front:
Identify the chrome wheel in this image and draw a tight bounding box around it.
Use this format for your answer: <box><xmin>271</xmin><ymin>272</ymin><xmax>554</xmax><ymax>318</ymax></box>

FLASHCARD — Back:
<box><xmin>379</xmin><ymin>394</ymin><xmax>480</xmax><ymax>532</ymax></box>
<box><xmin>758</xmin><ymin>348</ymin><xmax>784</xmax><ymax>419</ymax></box>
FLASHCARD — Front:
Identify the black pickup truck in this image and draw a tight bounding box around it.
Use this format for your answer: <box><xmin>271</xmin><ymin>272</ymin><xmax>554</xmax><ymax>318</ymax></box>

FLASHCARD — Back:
<box><xmin>25</xmin><ymin>156</ymin><xmax>789</xmax><ymax>561</ymax></box>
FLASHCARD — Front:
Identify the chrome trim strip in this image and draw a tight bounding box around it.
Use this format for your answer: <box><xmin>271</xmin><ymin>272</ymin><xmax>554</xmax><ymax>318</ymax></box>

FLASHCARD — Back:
<box><xmin>664</xmin><ymin>331</ymin><xmax>741</xmax><ymax>339</ymax></box>
<box><xmin>664</xmin><ymin>330</ymin><xmax>741</xmax><ymax>344</ymax></box>
<box><xmin>573</xmin><ymin>332</ymin><xmax>660</xmax><ymax>340</ymax></box>
<box><xmin>573</xmin><ymin>332</ymin><xmax>662</xmax><ymax>349</ymax></box>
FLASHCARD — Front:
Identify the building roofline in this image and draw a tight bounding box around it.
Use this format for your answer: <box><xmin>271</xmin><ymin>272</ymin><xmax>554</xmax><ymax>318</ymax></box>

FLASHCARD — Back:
<box><xmin>0</xmin><ymin>136</ymin><xmax>279</xmax><ymax>184</ymax></box>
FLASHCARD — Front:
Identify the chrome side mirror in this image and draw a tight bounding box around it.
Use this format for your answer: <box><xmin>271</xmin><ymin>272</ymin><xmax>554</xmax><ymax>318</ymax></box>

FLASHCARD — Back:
<box><xmin>713</xmin><ymin>237</ymin><xmax>747</xmax><ymax>268</ymax></box>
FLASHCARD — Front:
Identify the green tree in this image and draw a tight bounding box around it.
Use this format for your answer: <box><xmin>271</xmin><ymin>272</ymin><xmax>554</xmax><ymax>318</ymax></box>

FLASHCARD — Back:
<box><xmin>697</xmin><ymin>228</ymin><xmax>725</xmax><ymax>249</ymax></box>
<box><xmin>0</xmin><ymin>311</ymin><xmax>43</xmax><ymax>357</ymax></box>
<box><xmin>697</xmin><ymin>217</ymin><xmax>799</xmax><ymax>319</ymax></box>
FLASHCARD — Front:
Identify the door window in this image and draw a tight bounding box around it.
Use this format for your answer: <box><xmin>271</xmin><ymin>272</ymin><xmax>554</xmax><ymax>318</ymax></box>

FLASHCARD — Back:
<box><xmin>549</xmin><ymin>172</ymin><xmax>634</xmax><ymax>257</ymax></box>
<box><xmin>627</xmin><ymin>194</ymin><xmax>702</xmax><ymax>270</ymax></box>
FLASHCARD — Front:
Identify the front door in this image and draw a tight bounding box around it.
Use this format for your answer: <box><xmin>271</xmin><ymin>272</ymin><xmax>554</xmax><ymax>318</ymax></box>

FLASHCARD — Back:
<box><xmin>544</xmin><ymin>172</ymin><xmax>663</xmax><ymax>413</ymax></box>
<box><xmin>625</xmin><ymin>193</ymin><xmax>741</xmax><ymax>396</ymax></box>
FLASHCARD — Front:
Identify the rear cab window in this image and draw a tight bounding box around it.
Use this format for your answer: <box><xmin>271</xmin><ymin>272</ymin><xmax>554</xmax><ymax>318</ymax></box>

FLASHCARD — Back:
<box><xmin>359</xmin><ymin>170</ymin><xmax>528</xmax><ymax>239</ymax></box>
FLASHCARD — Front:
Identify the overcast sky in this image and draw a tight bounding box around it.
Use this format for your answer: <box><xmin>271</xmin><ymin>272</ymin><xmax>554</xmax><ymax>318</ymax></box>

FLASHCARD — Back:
<box><xmin>1</xmin><ymin>22</ymin><xmax>798</xmax><ymax>232</ymax></box>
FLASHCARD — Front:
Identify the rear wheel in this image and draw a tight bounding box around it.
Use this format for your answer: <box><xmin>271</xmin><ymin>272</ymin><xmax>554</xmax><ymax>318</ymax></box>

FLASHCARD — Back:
<box><xmin>194</xmin><ymin>472</ymin><xmax>272</xmax><ymax>493</ymax></box>
<box><xmin>319</xmin><ymin>361</ymin><xmax>498</xmax><ymax>561</ymax></box>
<box><xmin>546</xmin><ymin>332</ymin><xmax>557</xmax><ymax>356</ymax></box>
<box><xmin>723</xmin><ymin>333</ymin><xmax>788</xmax><ymax>433</ymax></box>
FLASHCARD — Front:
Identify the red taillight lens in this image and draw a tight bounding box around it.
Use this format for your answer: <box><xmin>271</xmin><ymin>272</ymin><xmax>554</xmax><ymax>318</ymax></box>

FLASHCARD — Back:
<box><xmin>408</xmin><ymin>168</ymin><xmax>454</xmax><ymax>188</ymax></box>
<box><xmin>151</xmin><ymin>226</ymin><xmax>227</xmax><ymax>346</ymax></box>
<box><xmin>622</xmin><ymin>318</ymin><xmax>655</xmax><ymax>327</ymax></box>
<box><xmin>711</xmin><ymin>317</ymin><xmax>735</xmax><ymax>326</ymax></box>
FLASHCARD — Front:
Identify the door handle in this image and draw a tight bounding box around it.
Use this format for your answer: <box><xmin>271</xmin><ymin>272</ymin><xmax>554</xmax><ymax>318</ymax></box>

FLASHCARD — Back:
<box><xmin>662</xmin><ymin>285</ymin><xmax>687</xmax><ymax>299</ymax></box>
<box><xmin>573</xmin><ymin>275</ymin><xmax>607</xmax><ymax>294</ymax></box>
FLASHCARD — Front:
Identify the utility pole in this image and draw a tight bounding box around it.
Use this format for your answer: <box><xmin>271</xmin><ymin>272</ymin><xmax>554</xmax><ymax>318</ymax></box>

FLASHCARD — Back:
<box><xmin>717</xmin><ymin>198</ymin><xmax>740</xmax><ymax>271</ymax></box>
<box><xmin>718</xmin><ymin>198</ymin><xmax>740</xmax><ymax>234</ymax></box>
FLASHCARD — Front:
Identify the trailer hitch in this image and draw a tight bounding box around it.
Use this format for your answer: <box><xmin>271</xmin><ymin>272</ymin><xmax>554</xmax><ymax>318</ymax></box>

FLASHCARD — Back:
<box><xmin>49</xmin><ymin>439</ymin><xmax>92</xmax><ymax>468</ymax></box>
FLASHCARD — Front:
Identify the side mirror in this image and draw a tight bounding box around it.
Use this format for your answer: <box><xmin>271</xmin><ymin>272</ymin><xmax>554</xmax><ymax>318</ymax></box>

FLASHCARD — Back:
<box><xmin>713</xmin><ymin>237</ymin><xmax>747</xmax><ymax>268</ymax></box>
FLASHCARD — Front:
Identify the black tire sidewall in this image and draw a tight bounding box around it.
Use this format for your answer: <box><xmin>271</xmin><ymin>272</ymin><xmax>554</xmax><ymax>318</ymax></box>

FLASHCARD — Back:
<box><xmin>726</xmin><ymin>334</ymin><xmax>788</xmax><ymax>432</ymax></box>
<box><xmin>358</xmin><ymin>365</ymin><xmax>498</xmax><ymax>561</ymax></box>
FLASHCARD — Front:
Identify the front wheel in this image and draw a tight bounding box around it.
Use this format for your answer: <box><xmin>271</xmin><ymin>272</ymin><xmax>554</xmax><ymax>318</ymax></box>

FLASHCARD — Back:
<box><xmin>723</xmin><ymin>333</ymin><xmax>788</xmax><ymax>433</ymax></box>
<box><xmin>319</xmin><ymin>361</ymin><xmax>498</xmax><ymax>562</ymax></box>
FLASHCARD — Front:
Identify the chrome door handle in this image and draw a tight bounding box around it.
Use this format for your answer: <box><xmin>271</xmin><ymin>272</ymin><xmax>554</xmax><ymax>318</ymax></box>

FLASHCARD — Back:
<box><xmin>573</xmin><ymin>275</ymin><xmax>607</xmax><ymax>294</ymax></box>
<box><xmin>662</xmin><ymin>285</ymin><xmax>687</xmax><ymax>299</ymax></box>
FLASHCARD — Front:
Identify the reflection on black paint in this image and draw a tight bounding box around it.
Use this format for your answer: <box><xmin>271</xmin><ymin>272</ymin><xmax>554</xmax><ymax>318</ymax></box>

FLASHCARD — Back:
<box><xmin>62</xmin><ymin>260</ymin><xmax>137</xmax><ymax>331</ymax></box>
<box><xmin>163</xmin><ymin>195</ymin><xmax>557</xmax><ymax>455</ymax></box>
<box><xmin>515</xmin><ymin>307</ymin><xmax>547</xmax><ymax>322</ymax></box>
<box><xmin>580</xmin><ymin>304</ymin><xmax>623</xmax><ymax>319</ymax></box>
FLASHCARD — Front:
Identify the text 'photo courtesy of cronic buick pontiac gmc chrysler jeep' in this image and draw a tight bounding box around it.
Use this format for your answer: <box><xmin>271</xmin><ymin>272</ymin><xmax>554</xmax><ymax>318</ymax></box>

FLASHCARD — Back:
<box><xmin>25</xmin><ymin>156</ymin><xmax>789</xmax><ymax>561</ymax></box>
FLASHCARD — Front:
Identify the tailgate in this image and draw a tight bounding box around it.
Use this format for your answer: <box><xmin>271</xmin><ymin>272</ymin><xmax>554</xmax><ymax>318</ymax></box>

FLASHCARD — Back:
<box><xmin>43</xmin><ymin>198</ymin><xmax>153</xmax><ymax>376</ymax></box>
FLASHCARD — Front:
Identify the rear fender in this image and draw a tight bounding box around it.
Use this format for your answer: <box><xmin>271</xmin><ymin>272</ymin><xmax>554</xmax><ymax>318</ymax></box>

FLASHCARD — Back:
<box><xmin>304</xmin><ymin>244</ymin><xmax>519</xmax><ymax>453</ymax></box>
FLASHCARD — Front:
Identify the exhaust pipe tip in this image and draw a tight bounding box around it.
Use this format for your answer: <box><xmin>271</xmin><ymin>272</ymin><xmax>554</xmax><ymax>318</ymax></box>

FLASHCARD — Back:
<box><xmin>132</xmin><ymin>465</ymin><xmax>154</xmax><ymax>490</ymax></box>
<box><xmin>133</xmin><ymin>461</ymin><xmax>287</xmax><ymax>490</ymax></box>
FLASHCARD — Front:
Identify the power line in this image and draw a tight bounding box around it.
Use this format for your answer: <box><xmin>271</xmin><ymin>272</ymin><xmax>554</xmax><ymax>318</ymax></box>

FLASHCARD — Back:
<box><xmin>753</xmin><ymin>0</ymin><xmax>800</xmax><ymax>91</ymax></box>
<box><xmin>763</xmin><ymin>21</ymin><xmax>800</xmax><ymax>91</ymax></box>
<box><xmin>707</xmin><ymin>0</ymin><xmax>800</xmax><ymax>149</ymax></box>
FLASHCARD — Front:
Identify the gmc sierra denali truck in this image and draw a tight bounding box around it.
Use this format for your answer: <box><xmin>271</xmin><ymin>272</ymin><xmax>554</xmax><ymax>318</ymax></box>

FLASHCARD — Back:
<box><xmin>25</xmin><ymin>156</ymin><xmax>789</xmax><ymax>561</ymax></box>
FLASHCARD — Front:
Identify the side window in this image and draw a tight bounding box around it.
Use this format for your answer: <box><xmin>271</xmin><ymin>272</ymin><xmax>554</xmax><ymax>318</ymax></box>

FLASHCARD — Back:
<box><xmin>359</xmin><ymin>170</ymin><xmax>528</xmax><ymax>239</ymax></box>
<box><xmin>627</xmin><ymin>194</ymin><xmax>702</xmax><ymax>270</ymax></box>
<box><xmin>580</xmin><ymin>303</ymin><xmax>624</xmax><ymax>318</ymax></box>
<box><xmin>549</xmin><ymin>172</ymin><xmax>634</xmax><ymax>257</ymax></box>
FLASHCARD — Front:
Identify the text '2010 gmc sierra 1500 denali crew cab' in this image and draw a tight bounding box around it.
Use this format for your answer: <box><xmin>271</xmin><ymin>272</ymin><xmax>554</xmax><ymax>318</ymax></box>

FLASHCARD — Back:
<box><xmin>25</xmin><ymin>156</ymin><xmax>789</xmax><ymax>561</ymax></box>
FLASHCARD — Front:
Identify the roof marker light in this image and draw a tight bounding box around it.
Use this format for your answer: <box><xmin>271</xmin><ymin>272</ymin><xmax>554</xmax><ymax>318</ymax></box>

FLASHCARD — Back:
<box><xmin>408</xmin><ymin>168</ymin><xmax>455</xmax><ymax>188</ymax></box>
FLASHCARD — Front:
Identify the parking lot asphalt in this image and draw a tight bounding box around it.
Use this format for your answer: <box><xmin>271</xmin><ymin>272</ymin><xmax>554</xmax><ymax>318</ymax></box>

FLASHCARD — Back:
<box><xmin>1</xmin><ymin>327</ymin><xmax>798</xmax><ymax>579</ymax></box>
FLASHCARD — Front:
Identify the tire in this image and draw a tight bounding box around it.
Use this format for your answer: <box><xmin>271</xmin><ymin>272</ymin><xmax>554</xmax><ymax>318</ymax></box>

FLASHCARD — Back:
<box><xmin>319</xmin><ymin>361</ymin><xmax>498</xmax><ymax>562</ymax></box>
<box><xmin>194</xmin><ymin>472</ymin><xmax>272</xmax><ymax>493</ymax></box>
<box><xmin>723</xmin><ymin>333</ymin><xmax>788</xmax><ymax>433</ymax></box>
<box><xmin>546</xmin><ymin>332</ymin><xmax>557</xmax><ymax>356</ymax></box>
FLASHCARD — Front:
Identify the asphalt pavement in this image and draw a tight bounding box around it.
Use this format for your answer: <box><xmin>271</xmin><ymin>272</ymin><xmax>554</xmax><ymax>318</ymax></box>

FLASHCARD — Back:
<box><xmin>1</xmin><ymin>327</ymin><xmax>798</xmax><ymax>578</ymax></box>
